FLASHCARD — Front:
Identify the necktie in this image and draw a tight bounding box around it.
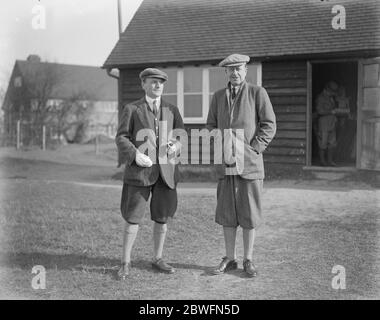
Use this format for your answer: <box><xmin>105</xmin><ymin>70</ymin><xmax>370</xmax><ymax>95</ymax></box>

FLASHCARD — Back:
<box><xmin>231</xmin><ymin>86</ymin><xmax>237</xmax><ymax>100</ymax></box>
<box><xmin>152</xmin><ymin>100</ymin><xmax>158</xmax><ymax>117</ymax></box>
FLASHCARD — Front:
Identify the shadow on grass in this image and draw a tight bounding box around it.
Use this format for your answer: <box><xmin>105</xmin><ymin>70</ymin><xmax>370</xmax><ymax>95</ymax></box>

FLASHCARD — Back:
<box><xmin>133</xmin><ymin>259</ymin><xmax>258</xmax><ymax>279</ymax></box>
<box><xmin>133</xmin><ymin>260</ymin><xmax>220</xmax><ymax>277</ymax></box>
<box><xmin>0</xmin><ymin>252</ymin><xmax>226</xmax><ymax>279</ymax></box>
<box><xmin>0</xmin><ymin>251</ymin><xmax>121</xmax><ymax>279</ymax></box>
<box><xmin>169</xmin><ymin>262</ymin><xmax>255</xmax><ymax>279</ymax></box>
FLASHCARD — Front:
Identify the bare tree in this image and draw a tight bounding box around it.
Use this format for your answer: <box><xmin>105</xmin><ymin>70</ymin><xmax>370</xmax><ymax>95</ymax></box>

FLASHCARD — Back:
<box><xmin>6</xmin><ymin>59</ymin><xmax>115</xmax><ymax>147</ymax></box>
<box><xmin>23</xmin><ymin>63</ymin><xmax>61</xmax><ymax>121</ymax></box>
<box><xmin>47</xmin><ymin>90</ymin><xmax>92</xmax><ymax>143</ymax></box>
<box><xmin>8</xmin><ymin>61</ymin><xmax>98</xmax><ymax>146</ymax></box>
<box><xmin>12</xmin><ymin>62</ymin><xmax>63</xmax><ymax>145</ymax></box>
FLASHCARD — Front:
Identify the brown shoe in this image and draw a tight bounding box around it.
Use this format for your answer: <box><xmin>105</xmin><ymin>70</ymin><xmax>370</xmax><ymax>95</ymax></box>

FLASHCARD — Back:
<box><xmin>211</xmin><ymin>257</ymin><xmax>238</xmax><ymax>275</ymax></box>
<box><xmin>243</xmin><ymin>259</ymin><xmax>258</xmax><ymax>278</ymax></box>
<box><xmin>117</xmin><ymin>262</ymin><xmax>131</xmax><ymax>280</ymax></box>
<box><xmin>152</xmin><ymin>258</ymin><xmax>175</xmax><ymax>274</ymax></box>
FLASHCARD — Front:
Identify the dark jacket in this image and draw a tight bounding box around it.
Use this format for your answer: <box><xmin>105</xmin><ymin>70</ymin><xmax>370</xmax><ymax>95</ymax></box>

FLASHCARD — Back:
<box><xmin>116</xmin><ymin>97</ymin><xmax>184</xmax><ymax>189</ymax></box>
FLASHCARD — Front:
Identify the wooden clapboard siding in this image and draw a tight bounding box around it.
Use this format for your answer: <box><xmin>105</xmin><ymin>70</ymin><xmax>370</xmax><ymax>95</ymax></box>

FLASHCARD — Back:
<box><xmin>264</xmin><ymin>79</ymin><xmax>307</xmax><ymax>89</ymax></box>
<box><xmin>269</xmin><ymin>95</ymin><xmax>306</xmax><ymax>105</ymax></box>
<box><xmin>270</xmin><ymin>138</ymin><xmax>306</xmax><ymax>148</ymax></box>
<box><xmin>262</xmin><ymin>60</ymin><xmax>307</xmax><ymax>165</ymax></box>
<box><xmin>264</xmin><ymin>155</ymin><xmax>306</xmax><ymax>164</ymax></box>
<box><xmin>120</xmin><ymin>68</ymin><xmax>144</xmax><ymax>106</ymax></box>
<box><xmin>276</xmin><ymin>122</ymin><xmax>306</xmax><ymax>130</ymax></box>
<box><xmin>274</xmin><ymin>130</ymin><xmax>306</xmax><ymax>139</ymax></box>
<box><xmin>276</xmin><ymin>114</ymin><xmax>306</xmax><ymax>122</ymax></box>
<box><xmin>266</xmin><ymin>146</ymin><xmax>305</xmax><ymax>156</ymax></box>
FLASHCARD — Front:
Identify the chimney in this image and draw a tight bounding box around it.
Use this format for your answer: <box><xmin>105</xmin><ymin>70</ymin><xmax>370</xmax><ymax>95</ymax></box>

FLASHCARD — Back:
<box><xmin>26</xmin><ymin>54</ymin><xmax>41</xmax><ymax>63</ymax></box>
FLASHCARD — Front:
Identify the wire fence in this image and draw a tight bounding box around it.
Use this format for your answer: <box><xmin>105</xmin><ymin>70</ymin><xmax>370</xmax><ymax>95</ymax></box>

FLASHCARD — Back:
<box><xmin>3</xmin><ymin>120</ymin><xmax>117</xmax><ymax>152</ymax></box>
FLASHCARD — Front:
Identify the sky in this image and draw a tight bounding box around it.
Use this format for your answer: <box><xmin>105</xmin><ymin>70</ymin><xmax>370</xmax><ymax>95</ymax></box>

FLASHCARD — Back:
<box><xmin>0</xmin><ymin>0</ymin><xmax>144</xmax><ymax>88</ymax></box>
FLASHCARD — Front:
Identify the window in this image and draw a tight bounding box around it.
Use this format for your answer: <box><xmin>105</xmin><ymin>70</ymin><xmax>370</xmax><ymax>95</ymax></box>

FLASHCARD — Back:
<box><xmin>209</xmin><ymin>67</ymin><xmax>226</xmax><ymax>101</ymax></box>
<box><xmin>183</xmin><ymin>68</ymin><xmax>203</xmax><ymax>118</ymax></box>
<box><xmin>14</xmin><ymin>76</ymin><xmax>22</xmax><ymax>87</ymax></box>
<box><xmin>162</xmin><ymin>63</ymin><xmax>261</xmax><ymax>123</ymax></box>
<box><xmin>162</xmin><ymin>69</ymin><xmax>177</xmax><ymax>107</ymax></box>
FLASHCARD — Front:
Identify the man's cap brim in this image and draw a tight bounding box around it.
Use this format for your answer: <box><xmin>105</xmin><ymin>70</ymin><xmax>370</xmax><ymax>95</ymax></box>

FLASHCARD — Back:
<box><xmin>139</xmin><ymin>68</ymin><xmax>168</xmax><ymax>81</ymax></box>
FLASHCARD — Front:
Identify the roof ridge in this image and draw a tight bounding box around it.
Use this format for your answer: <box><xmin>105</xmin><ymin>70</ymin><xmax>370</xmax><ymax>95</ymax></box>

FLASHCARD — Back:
<box><xmin>16</xmin><ymin>59</ymin><xmax>103</xmax><ymax>69</ymax></box>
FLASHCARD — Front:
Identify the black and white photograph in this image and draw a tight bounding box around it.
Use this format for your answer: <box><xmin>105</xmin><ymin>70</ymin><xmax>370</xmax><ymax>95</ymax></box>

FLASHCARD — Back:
<box><xmin>0</xmin><ymin>0</ymin><xmax>379</xmax><ymax>305</ymax></box>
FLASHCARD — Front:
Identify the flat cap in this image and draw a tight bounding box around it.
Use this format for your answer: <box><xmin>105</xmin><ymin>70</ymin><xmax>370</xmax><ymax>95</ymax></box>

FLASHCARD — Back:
<box><xmin>219</xmin><ymin>54</ymin><xmax>250</xmax><ymax>67</ymax></box>
<box><xmin>139</xmin><ymin>68</ymin><xmax>168</xmax><ymax>82</ymax></box>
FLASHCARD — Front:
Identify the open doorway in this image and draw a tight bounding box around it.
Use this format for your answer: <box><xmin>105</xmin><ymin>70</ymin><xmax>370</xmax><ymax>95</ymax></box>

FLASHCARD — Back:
<box><xmin>311</xmin><ymin>61</ymin><xmax>358</xmax><ymax>166</ymax></box>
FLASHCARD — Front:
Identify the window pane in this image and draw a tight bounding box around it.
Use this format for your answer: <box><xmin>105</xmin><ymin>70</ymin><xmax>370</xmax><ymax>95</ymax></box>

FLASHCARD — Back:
<box><xmin>246</xmin><ymin>64</ymin><xmax>259</xmax><ymax>85</ymax></box>
<box><xmin>162</xmin><ymin>94</ymin><xmax>177</xmax><ymax>106</ymax></box>
<box><xmin>184</xmin><ymin>68</ymin><xmax>202</xmax><ymax>93</ymax></box>
<box><xmin>209</xmin><ymin>68</ymin><xmax>227</xmax><ymax>93</ymax></box>
<box><xmin>163</xmin><ymin>69</ymin><xmax>177</xmax><ymax>93</ymax></box>
<box><xmin>184</xmin><ymin>94</ymin><xmax>202</xmax><ymax>117</ymax></box>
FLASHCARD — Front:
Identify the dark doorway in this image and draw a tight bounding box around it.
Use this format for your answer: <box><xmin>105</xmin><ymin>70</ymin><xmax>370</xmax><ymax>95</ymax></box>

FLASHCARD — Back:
<box><xmin>311</xmin><ymin>62</ymin><xmax>358</xmax><ymax>166</ymax></box>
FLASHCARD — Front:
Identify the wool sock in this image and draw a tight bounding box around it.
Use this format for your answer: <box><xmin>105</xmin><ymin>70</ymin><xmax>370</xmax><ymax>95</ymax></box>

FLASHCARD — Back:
<box><xmin>121</xmin><ymin>222</ymin><xmax>139</xmax><ymax>264</ymax></box>
<box><xmin>153</xmin><ymin>222</ymin><xmax>167</xmax><ymax>261</ymax></box>
<box><xmin>223</xmin><ymin>226</ymin><xmax>237</xmax><ymax>261</ymax></box>
<box><xmin>243</xmin><ymin>228</ymin><xmax>256</xmax><ymax>261</ymax></box>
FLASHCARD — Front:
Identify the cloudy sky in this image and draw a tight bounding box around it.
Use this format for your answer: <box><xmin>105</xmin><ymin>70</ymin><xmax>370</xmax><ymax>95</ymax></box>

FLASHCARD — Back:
<box><xmin>0</xmin><ymin>0</ymin><xmax>144</xmax><ymax>87</ymax></box>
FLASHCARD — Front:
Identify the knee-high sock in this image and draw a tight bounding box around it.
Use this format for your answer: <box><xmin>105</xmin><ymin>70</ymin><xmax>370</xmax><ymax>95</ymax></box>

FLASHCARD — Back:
<box><xmin>121</xmin><ymin>222</ymin><xmax>139</xmax><ymax>264</ymax></box>
<box><xmin>153</xmin><ymin>222</ymin><xmax>167</xmax><ymax>261</ymax></box>
<box><xmin>243</xmin><ymin>228</ymin><xmax>256</xmax><ymax>261</ymax></box>
<box><xmin>223</xmin><ymin>226</ymin><xmax>237</xmax><ymax>261</ymax></box>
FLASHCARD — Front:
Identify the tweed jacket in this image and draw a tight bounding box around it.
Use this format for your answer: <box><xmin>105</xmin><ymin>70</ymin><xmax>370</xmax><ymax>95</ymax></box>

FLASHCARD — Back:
<box><xmin>206</xmin><ymin>81</ymin><xmax>276</xmax><ymax>179</ymax></box>
<box><xmin>116</xmin><ymin>97</ymin><xmax>184</xmax><ymax>189</ymax></box>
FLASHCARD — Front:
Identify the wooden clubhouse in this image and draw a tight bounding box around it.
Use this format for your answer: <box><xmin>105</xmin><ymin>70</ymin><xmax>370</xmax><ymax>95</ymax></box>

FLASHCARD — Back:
<box><xmin>103</xmin><ymin>0</ymin><xmax>380</xmax><ymax>171</ymax></box>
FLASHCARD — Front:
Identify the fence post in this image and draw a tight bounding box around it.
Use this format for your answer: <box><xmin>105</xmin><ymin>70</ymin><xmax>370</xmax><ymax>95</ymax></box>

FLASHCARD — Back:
<box><xmin>95</xmin><ymin>134</ymin><xmax>99</xmax><ymax>155</ymax></box>
<box><xmin>16</xmin><ymin>120</ymin><xmax>20</xmax><ymax>150</ymax></box>
<box><xmin>42</xmin><ymin>125</ymin><xmax>46</xmax><ymax>150</ymax></box>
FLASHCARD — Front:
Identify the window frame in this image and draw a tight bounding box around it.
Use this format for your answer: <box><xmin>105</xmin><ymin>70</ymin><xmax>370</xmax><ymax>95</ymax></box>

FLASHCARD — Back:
<box><xmin>162</xmin><ymin>63</ymin><xmax>262</xmax><ymax>124</ymax></box>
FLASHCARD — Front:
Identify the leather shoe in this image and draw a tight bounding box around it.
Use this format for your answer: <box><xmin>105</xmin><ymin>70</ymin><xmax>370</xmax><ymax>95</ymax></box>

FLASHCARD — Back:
<box><xmin>211</xmin><ymin>257</ymin><xmax>238</xmax><ymax>275</ymax></box>
<box><xmin>243</xmin><ymin>259</ymin><xmax>258</xmax><ymax>278</ymax></box>
<box><xmin>117</xmin><ymin>262</ymin><xmax>131</xmax><ymax>280</ymax></box>
<box><xmin>152</xmin><ymin>258</ymin><xmax>175</xmax><ymax>274</ymax></box>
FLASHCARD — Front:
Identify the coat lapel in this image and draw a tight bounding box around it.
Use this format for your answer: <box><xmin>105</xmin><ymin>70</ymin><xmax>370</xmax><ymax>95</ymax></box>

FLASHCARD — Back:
<box><xmin>135</xmin><ymin>98</ymin><xmax>151</xmax><ymax>129</ymax></box>
<box><xmin>159</xmin><ymin>99</ymin><xmax>174</xmax><ymax>141</ymax></box>
<box><xmin>228</xmin><ymin>81</ymin><xmax>247</xmax><ymax>125</ymax></box>
<box><xmin>230</xmin><ymin>81</ymin><xmax>246</xmax><ymax>120</ymax></box>
<box><xmin>225</xmin><ymin>87</ymin><xmax>231</xmax><ymax>111</ymax></box>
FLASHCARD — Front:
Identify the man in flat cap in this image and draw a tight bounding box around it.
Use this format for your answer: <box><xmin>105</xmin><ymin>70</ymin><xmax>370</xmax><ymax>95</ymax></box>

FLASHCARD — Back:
<box><xmin>116</xmin><ymin>68</ymin><xmax>184</xmax><ymax>279</ymax></box>
<box><xmin>207</xmin><ymin>54</ymin><xmax>276</xmax><ymax>277</ymax></box>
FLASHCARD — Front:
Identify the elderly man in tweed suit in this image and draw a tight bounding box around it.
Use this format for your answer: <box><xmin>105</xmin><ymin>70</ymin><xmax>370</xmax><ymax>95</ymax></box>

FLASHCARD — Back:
<box><xmin>116</xmin><ymin>68</ymin><xmax>184</xmax><ymax>280</ymax></box>
<box><xmin>207</xmin><ymin>54</ymin><xmax>276</xmax><ymax>277</ymax></box>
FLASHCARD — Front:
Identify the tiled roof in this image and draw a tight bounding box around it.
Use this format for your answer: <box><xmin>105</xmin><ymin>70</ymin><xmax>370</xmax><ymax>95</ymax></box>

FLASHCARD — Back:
<box><xmin>104</xmin><ymin>0</ymin><xmax>380</xmax><ymax>67</ymax></box>
<box><xmin>17</xmin><ymin>60</ymin><xmax>117</xmax><ymax>101</ymax></box>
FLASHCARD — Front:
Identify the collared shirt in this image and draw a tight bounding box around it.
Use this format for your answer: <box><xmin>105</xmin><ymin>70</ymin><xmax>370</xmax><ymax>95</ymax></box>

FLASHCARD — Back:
<box><xmin>229</xmin><ymin>84</ymin><xmax>241</xmax><ymax>101</ymax></box>
<box><xmin>145</xmin><ymin>95</ymin><xmax>161</xmax><ymax>113</ymax></box>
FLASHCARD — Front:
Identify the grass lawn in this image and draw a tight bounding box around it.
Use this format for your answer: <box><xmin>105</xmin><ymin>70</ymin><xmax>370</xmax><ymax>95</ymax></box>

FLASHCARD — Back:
<box><xmin>0</xmin><ymin>173</ymin><xmax>379</xmax><ymax>299</ymax></box>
